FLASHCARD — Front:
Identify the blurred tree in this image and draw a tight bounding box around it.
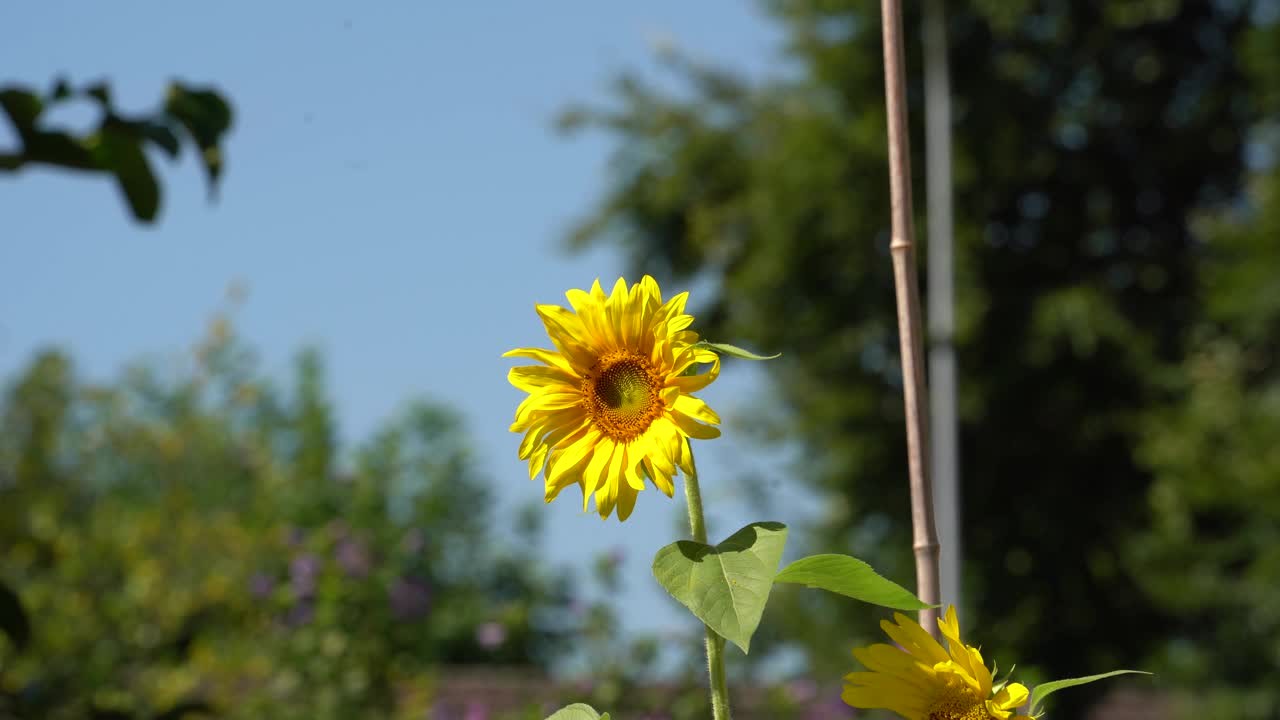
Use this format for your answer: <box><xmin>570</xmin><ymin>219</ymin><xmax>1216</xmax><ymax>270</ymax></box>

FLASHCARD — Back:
<box><xmin>0</xmin><ymin>319</ymin><xmax>574</xmax><ymax>720</ymax></box>
<box><xmin>561</xmin><ymin>0</ymin><xmax>1278</xmax><ymax>715</ymax></box>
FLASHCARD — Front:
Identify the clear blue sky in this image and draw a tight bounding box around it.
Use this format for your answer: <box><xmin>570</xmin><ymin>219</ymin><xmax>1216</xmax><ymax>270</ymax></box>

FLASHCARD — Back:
<box><xmin>1</xmin><ymin>2</ymin><xmax>823</xmax><ymax>645</ymax></box>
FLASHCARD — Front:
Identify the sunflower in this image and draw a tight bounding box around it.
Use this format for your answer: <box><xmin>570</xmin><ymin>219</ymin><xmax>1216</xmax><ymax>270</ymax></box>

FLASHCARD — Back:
<box><xmin>505</xmin><ymin>276</ymin><xmax>721</xmax><ymax>521</ymax></box>
<box><xmin>843</xmin><ymin>607</ymin><xmax>1033</xmax><ymax>720</ymax></box>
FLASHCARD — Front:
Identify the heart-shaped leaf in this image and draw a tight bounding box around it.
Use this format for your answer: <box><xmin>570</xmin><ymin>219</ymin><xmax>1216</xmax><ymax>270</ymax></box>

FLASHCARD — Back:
<box><xmin>545</xmin><ymin>703</ymin><xmax>610</xmax><ymax>720</ymax></box>
<box><xmin>1029</xmin><ymin>670</ymin><xmax>1151</xmax><ymax>716</ymax></box>
<box><xmin>652</xmin><ymin>521</ymin><xmax>788</xmax><ymax>653</ymax></box>
<box><xmin>775</xmin><ymin>554</ymin><xmax>931</xmax><ymax>610</ymax></box>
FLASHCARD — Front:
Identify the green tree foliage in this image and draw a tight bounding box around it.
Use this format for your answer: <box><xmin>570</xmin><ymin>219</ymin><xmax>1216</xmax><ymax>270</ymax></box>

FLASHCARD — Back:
<box><xmin>562</xmin><ymin>0</ymin><xmax>1279</xmax><ymax>714</ymax></box>
<box><xmin>0</xmin><ymin>79</ymin><xmax>232</xmax><ymax>222</ymax></box>
<box><xmin>0</xmin><ymin>319</ymin><xmax>574</xmax><ymax>720</ymax></box>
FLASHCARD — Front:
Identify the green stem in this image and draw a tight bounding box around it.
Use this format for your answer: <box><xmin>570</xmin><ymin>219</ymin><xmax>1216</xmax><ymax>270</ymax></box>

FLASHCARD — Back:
<box><xmin>683</xmin><ymin>456</ymin><xmax>732</xmax><ymax>720</ymax></box>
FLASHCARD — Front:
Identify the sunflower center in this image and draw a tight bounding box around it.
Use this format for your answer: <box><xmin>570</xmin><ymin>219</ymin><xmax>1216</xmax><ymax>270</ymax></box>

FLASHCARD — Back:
<box><xmin>584</xmin><ymin>351</ymin><xmax>663</xmax><ymax>442</ymax></box>
<box><xmin>927</xmin><ymin>682</ymin><xmax>994</xmax><ymax>720</ymax></box>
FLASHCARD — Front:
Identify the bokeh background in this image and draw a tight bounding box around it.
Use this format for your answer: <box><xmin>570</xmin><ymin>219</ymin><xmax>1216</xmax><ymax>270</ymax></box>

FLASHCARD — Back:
<box><xmin>3</xmin><ymin>1</ymin><xmax>1278</xmax><ymax>719</ymax></box>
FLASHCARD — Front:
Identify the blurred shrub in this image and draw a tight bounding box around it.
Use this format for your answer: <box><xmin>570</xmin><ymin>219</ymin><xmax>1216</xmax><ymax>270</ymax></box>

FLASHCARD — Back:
<box><xmin>0</xmin><ymin>318</ymin><xmax>573</xmax><ymax>719</ymax></box>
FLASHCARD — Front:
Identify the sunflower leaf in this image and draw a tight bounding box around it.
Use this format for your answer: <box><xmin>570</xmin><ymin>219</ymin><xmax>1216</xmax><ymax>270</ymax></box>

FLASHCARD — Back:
<box><xmin>545</xmin><ymin>703</ymin><xmax>610</xmax><ymax>719</ymax></box>
<box><xmin>693</xmin><ymin>340</ymin><xmax>781</xmax><ymax>361</ymax></box>
<box><xmin>651</xmin><ymin>521</ymin><xmax>788</xmax><ymax>653</ymax></box>
<box><xmin>774</xmin><ymin>554</ymin><xmax>932</xmax><ymax>610</ymax></box>
<box><xmin>1029</xmin><ymin>670</ymin><xmax>1152</xmax><ymax>716</ymax></box>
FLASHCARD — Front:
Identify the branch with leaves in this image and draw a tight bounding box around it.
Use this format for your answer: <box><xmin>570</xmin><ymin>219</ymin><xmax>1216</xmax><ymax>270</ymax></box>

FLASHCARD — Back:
<box><xmin>0</xmin><ymin>78</ymin><xmax>233</xmax><ymax>222</ymax></box>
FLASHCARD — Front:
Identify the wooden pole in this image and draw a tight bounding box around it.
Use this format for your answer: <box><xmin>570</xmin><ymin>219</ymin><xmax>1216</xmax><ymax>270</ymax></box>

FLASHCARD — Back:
<box><xmin>879</xmin><ymin>0</ymin><xmax>942</xmax><ymax>637</ymax></box>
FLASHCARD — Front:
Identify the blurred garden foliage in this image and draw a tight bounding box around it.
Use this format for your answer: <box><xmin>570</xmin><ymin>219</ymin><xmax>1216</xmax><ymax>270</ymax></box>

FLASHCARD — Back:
<box><xmin>0</xmin><ymin>318</ymin><xmax>845</xmax><ymax>720</ymax></box>
<box><xmin>563</xmin><ymin>0</ymin><xmax>1280</xmax><ymax>716</ymax></box>
<box><xmin>0</xmin><ymin>317</ymin><xmax>580</xmax><ymax>720</ymax></box>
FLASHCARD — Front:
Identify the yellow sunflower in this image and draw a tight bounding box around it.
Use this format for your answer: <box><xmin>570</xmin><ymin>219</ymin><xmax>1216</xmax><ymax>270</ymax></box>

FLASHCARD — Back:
<box><xmin>843</xmin><ymin>607</ymin><xmax>1033</xmax><ymax>720</ymax></box>
<box><xmin>505</xmin><ymin>276</ymin><xmax>721</xmax><ymax>521</ymax></box>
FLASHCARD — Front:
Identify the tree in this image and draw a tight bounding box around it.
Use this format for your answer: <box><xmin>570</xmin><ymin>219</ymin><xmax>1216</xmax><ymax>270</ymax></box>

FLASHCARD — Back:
<box><xmin>561</xmin><ymin>0</ymin><xmax>1277</xmax><ymax>714</ymax></box>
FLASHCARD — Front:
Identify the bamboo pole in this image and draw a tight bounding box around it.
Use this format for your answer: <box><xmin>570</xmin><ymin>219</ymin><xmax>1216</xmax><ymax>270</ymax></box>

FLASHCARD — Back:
<box><xmin>878</xmin><ymin>0</ymin><xmax>942</xmax><ymax>637</ymax></box>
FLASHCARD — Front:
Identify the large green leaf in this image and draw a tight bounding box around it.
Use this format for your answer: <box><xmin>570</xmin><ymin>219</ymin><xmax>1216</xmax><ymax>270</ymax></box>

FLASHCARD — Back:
<box><xmin>1029</xmin><ymin>670</ymin><xmax>1152</xmax><ymax>716</ymax></box>
<box><xmin>545</xmin><ymin>703</ymin><xmax>610</xmax><ymax>720</ymax></box>
<box><xmin>774</xmin><ymin>554</ymin><xmax>931</xmax><ymax>610</ymax></box>
<box><xmin>652</xmin><ymin>521</ymin><xmax>788</xmax><ymax>653</ymax></box>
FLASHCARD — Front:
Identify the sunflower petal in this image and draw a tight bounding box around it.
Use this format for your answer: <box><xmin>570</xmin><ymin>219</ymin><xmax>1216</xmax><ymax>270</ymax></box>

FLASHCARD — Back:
<box><xmin>535</xmin><ymin>304</ymin><xmax>598</xmax><ymax>372</ymax></box>
<box><xmin>615</xmin><ymin>481</ymin><xmax>639</xmax><ymax>521</ymax></box>
<box><xmin>508</xmin><ymin>365</ymin><xmax>579</xmax><ymax>392</ymax></box>
<box><xmin>503</xmin><ymin>346</ymin><xmax>574</xmax><ymax>374</ymax></box>
<box><xmin>581</xmin><ymin>438</ymin><xmax>614</xmax><ymax>510</ymax></box>
<box><xmin>674</xmin><ymin>394</ymin><xmax>722</xmax><ymax>425</ymax></box>
<box><xmin>670</xmin><ymin>409</ymin><xmax>722</xmax><ymax>440</ymax></box>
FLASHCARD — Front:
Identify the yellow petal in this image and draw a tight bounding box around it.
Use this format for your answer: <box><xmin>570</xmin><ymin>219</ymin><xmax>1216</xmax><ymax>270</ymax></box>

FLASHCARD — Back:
<box><xmin>657</xmin><ymin>291</ymin><xmax>688</xmax><ymax>325</ymax></box>
<box><xmin>546</xmin><ymin>427</ymin><xmax>598</xmax><ymax>488</ymax></box>
<box><xmin>535</xmin><ymin>304</ymin><xmax>598</xmax><ymax>372</ymax></box>
<box><xmin>840</xmin><ymin>686</ymin><xmax>928</xmax><ymax>720</ymax></box>
<box><xmin>503</xmin><ymin>346</ymin><xmax>575</xmax><ymax>374</ymax></box>
<box><xmin>528</xmin><ymin>443</ymin><xmax>551</xmax><ymax>481</ymax></box>
<box><xmin>508</xmin><ymin>365</ymin><xmax>578</xmax><ymax>392</ymax></box>
<box><xmin>645</xmin><ymin>435</ymin><xmax>677</xmax><ymax>482</ymax></box>
<box><xmin>675</xmin><ymin>435</ymin><xmax>696</xmax><ymax>477</ymax></box>
<box><xmin>991</xmin><ymin>682</ymin><xmax>1030</xmax><ymax>711</ymax></box>
<box><xmin>581</xmin><ymin>438</ymin><xmax>614</xmax><ymax>510</ymax></box>
<box><xmin>643</xmin><ymin>456</ymin><xmax>675</xmax><ymax>496</ymax></box>
<box><xmin>881</xmin><ymin>613</ymin><xmax>950</xmax><ymax>666</ymax></box>
<box><xmin>511</xmin><ymin>390</ymin><xmax>582</xmax><ymax>429</ymax></box>
<box><xmin>615</xmin><ymin>480</ymin><xmax>639</xmax><ymax>521</ymax></box>
<box><xmin>853</xmin><ymin>644</ymin><xmax>935</xmax><ymax>679</ymax></box>
<box><xmin>670</xmin><ymin>408</ymin><xmax>722</xmax><ymax>440</ymax></box>
<box><xmin>623</xmin><ymin>453</ymin><xmax>646</xmax><ymax>491</ymax></box>
<box><xmin>674</xmin><ymin>394</ymin><xmax>721</xmax><ymax>425</ymax></box>
<box><xmin>668</xmin><ymin>354</ymin><xmax>720</xmax><ymax>393</ymax></box>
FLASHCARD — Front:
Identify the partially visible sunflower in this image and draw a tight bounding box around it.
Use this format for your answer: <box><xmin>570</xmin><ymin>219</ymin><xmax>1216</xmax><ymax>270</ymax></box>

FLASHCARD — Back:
<box><xmin>505</xmin><ymin>276</ymin><xmax>721</xmax><ymax>521</ymax></box>
<box><xmin>843</xmin><ymin>607</ymin><xmax>1033</xmax><ymax>720</ymax></box>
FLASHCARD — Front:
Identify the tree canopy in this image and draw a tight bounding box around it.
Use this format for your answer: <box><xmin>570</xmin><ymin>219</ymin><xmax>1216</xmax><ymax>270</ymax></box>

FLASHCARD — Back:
<box><xmin>563</xmin><ymin>0</ymin><xmax>1280</xmax><ymax>715</ymax></box>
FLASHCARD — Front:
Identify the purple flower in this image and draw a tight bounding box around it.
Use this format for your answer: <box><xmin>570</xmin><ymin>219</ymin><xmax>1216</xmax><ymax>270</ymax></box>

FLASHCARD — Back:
<box><xmin>463</xmin><ymin>701</ymin><xmax>489</xmax><ymax>720</ymax></box>
<box><xmin>284</xmin><ymin>601</ymin><xmax>314</xmax><ymax>628</ymax></box>
<box><xmin>290</xmin><ymin>554</ymin><xmax>321</xmax><ymax>598</ymax></box>
<box><xmin>335</xmin><ymin>538</ymin><xmax>372</xmax><ymax>578</ymax></box>
<box><xmin>248</xmin><ymin>572</ymin><xmax>275</xmax><ymax>599</ymax></box>
<box><xmin>389</xmin><ymin>576</ymin><xmax>431</xmax><ymax>621</ymax></box>
<box><xmin>475</xmin><ymin>621</ymin><xmax>507</xmax><ymax>650</ymax></box>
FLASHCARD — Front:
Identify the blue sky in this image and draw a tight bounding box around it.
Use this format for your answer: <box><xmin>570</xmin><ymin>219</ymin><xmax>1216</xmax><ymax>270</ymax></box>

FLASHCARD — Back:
<box><xmin>1</xmin><ymin>3</ymin><xmax>828</xmax><ymax>645</ymax></box>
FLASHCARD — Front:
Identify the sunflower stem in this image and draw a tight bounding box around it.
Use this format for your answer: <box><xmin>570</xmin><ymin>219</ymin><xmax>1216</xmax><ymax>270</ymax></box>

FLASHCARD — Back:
<box><xmin>879</xmin><ymin>0</ymin><xmax>943</xmax><ymax>636</ymax></box>
<box><xmin>683</xmin><ymin>457</ymin><xmax>732</xmax><ymax>720</ymax></box>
